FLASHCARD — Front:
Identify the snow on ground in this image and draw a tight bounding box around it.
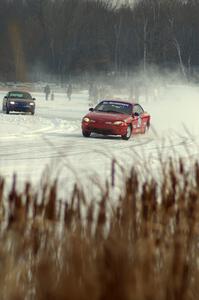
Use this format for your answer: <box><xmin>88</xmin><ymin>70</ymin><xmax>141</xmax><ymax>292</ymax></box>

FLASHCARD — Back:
<box><xmin>0</xmin><ymin>85</ymin><xmax>199</xmax><ymax>199</ymax></box>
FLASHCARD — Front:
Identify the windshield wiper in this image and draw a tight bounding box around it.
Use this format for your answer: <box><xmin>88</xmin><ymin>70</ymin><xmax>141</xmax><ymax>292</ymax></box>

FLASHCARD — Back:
<box><xmin>96</xmin><ymin>110</ymin><xmax>125</xmax><ymax>114</ymax></box>
<box><xmin>106</xmin><ymin>110</ymin><xmax>121</xmax><ymax>114</ymax></box>
<box><xmin>96</xmin><ymin>110</ymin><xmax>119</xmax><ymax>113</ymax></box>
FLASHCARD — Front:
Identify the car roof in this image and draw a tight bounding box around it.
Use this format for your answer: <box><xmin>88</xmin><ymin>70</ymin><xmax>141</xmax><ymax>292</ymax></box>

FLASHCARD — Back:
<box><xmin>8</xmin><ymin>90</ymin><xmax>31</xmax><ymax>94</ymax></box>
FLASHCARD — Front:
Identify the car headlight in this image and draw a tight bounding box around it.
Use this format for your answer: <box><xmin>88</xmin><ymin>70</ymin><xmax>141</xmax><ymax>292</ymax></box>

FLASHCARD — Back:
<box><xmin>30</xmin><ymin>102</ymin><xmax>35</xmax><ymax>106</ymax></box>
<box><xmin>9</xmin><ymin>101</ymin><xmax>15</xmax><ymax>105</ymax></box>
<box><xmin>83</xmin><ymin>117</ymin><xmax>90</xmax><ymax>123</ymax></box>
<box><xmin>113</xmin><ymin>121</ymin><xmax>125</xmax><ymax>125</ymax></box>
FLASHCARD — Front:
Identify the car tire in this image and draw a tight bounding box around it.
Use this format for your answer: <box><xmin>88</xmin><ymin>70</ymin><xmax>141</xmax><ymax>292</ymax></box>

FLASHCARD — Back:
<box><xmin>122</xmin><ymin>125</ymin><xmax>132</xmax><ymax>140</ymax></box>
<box><xmin>31</xmin><ymin>111</ymin><xmax>35</xmax><ymax>115</ymax></box>
<box><xmin>82</xmin><ymin>130</ymin><xmax>91</xmax><ymax>137</ymax></box>
<box><xmin>144</xmin><ymin>121</ymin><xmax>150</xmax><ymax>133</ymax></box>
<box><xmin>6</xmin><ymin>108</ymin><xmax>9</xmax><ymax>114</ymax></box>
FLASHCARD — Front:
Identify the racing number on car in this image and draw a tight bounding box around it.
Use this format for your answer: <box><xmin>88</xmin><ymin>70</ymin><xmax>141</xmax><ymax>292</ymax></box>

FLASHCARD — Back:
<box><xmin>137</xmin><ymin>116</ymin><xmax>142</xmax><ymax>128</ymax></box>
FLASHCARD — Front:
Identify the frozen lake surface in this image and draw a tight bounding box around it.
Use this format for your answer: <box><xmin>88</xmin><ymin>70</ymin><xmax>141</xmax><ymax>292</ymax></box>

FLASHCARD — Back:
<box><xmin>0</xmin><ymin>85</ymin><xmax>199</xmax><ymax>198</ymax></box>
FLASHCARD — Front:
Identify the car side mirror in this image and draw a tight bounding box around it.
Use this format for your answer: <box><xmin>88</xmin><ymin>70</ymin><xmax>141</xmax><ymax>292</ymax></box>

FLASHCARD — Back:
<box><xmin>32</xmin><ymin>98</ymin><xmax>36</xmax><ymax>101</ymax></box>
<box><xmin>89</xmin><ymin>108</ymin><xmax>94</xmax><ymax>112</ymax></box>
<box><xmin>4</xmin><ymin>96</ymin><xmax>8</xmax><ymax>99</ymax></box>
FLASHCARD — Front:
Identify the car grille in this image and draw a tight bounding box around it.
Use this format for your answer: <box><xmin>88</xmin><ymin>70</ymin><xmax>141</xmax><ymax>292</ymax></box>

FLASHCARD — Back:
<box><xmin>18</xmin><ymin>101</ymin><xmax>29</xmax><ymax>106</ymax></box>
<box><xmin>92</xmin><ymin>128</ymin><xmax>114</xmax><ymax>134</ymax></box>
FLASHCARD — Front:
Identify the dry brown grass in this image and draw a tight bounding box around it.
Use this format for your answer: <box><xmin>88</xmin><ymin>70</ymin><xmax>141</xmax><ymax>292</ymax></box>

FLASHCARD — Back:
<box><xmin>0</xmin><ymin>159</ymin><xmax>199</xmax><ymax>300</ymax></box>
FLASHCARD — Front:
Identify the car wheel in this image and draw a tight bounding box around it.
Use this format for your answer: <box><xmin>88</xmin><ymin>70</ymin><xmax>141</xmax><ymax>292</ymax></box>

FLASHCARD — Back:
<box><xmin>31</xmin><ymin>111</ymin><xmax>35</xmax><ymax>115</ymax></box>
<box><xmin>6</xmin><ymin>108</ymin><xmax>9</xmax><ymax>114</ymax></box>
<box><xmin>122</xmin><ymin>125</ymin><xmax>132</xmax><ymax>140</ymax></box>
<box><xmin>144</xmin><ymin>121</ymin><xmax>150</xmax><ymax>133</ymax></box>
<box><xmin>82</xmin><ymin>130</ymin><xmax>91</xmax><ymax>137</ymax></box>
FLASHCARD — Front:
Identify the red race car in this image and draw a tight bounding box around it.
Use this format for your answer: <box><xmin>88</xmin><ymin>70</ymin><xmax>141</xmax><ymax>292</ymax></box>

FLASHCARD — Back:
<box><xmin>82</xmin><ymin>99</ymin><xmax>150</xmax><ymax>140</ymax></box>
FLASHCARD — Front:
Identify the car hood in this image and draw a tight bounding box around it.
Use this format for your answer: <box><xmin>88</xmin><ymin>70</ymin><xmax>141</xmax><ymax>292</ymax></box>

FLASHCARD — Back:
<box><xmin>8</xmin><ymin>98</ymin><xmax>33</xmax><ymax>103</ymax></box>
<box><xmin>84</xmin><ymin>111</ymin><xmax>132</xmax><ymax>122</ymax></box>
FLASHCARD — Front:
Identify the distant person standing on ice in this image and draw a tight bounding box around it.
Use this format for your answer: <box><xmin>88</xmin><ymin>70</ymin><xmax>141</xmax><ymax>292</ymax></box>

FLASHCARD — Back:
<box><xmin>67</xmin><ymin>83</ymin><xmax>72</xmax><ymax>101</ymax></box>
<box><xmin>44</xmin><ymin>84</ymin><xmax>50</xmax><ymax>101</ymax></box>
<box><xmin>88</xmin><ymin>82</ymin><xmax>94</xmax><ymax>105</ymax></box>
<box><xmin>51</xmin><ymin>91</ymin><xmax>54</xmax><ymax>101</ymax></box>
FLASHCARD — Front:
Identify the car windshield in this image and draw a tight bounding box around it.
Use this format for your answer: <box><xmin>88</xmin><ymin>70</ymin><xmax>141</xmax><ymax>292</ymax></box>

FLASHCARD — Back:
<box><xmin>8</xmin><ymin>92</ymin><xmax>31</xmax><ymax>99</ymax></box>
<box><xmin>95</xmin><ymin>101</ymin><xmax>132</xmax><ymax>115</ymax></box>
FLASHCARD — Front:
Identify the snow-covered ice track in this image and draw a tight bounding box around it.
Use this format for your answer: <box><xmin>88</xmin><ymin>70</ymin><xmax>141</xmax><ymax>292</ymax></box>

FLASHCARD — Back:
<box><xmin>0</xmin><ymin>85</ymin><xmax>199</xmax><ymax>191</ymax></box>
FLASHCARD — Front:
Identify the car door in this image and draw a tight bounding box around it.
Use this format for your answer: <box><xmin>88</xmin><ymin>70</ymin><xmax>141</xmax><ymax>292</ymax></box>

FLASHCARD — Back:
<box><xmin>132</xmin><ymin>104</ymin><xmax>145</xmax><ymax>133</ymax></box>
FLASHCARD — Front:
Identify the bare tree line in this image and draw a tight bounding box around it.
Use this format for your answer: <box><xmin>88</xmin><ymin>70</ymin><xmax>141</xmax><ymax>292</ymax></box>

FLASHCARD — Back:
<box><xmin>0</xmin><ymin>0</ymin><xmax>199</xmax><ymax>81</ymax></box>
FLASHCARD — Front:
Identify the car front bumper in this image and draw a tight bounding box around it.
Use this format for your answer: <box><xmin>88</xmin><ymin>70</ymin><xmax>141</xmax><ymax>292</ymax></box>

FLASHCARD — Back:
<box><xmin>8</xmin><ymin>104</ymin><xmax>35</xmax><ymax>113</ymax></box>
<box><xmin>82</xmin><ymin>122</ymin><xmax>128</xmax><ymax>135</ymax></box>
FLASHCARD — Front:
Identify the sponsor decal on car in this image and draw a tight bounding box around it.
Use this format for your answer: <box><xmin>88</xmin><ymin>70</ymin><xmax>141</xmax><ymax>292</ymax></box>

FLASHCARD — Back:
<box><xmin>103</xmin><ymin>101</ymin><xmax>130</xmax><ymax>107</ymax></box>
